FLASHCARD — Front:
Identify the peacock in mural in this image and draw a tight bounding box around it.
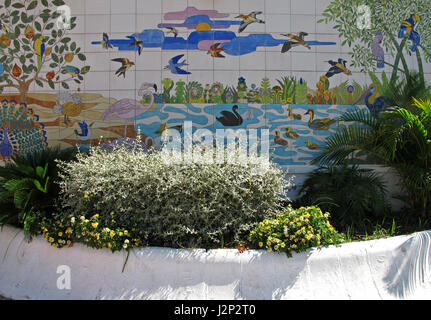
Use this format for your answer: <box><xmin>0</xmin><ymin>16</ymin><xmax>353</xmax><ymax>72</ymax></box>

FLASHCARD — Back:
<box><xmin>0</xmin><ymin>100</ymin><xmax>48</xmax><ymax>160</ymax></box>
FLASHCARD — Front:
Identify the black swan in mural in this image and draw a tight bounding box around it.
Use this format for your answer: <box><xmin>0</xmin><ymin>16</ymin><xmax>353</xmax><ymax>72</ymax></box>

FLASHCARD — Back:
<box><xmin>216</xmin><ymin>105</ymin><xmax>243</xmax><ymax>126</ymax></box>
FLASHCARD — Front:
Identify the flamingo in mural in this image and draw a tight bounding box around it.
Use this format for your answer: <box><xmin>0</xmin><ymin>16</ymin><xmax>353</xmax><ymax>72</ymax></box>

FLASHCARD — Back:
<box><xmin>102</xmin><ymin>83</ymin><xmax>158</xmax><ymax>137</ymax></box>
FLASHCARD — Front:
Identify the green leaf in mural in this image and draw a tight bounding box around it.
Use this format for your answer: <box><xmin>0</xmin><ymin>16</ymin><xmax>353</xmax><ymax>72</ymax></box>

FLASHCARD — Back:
<box><xmin>41</xmin><ymin>0</ymin><xmax>49</xmax><ymax>7</ymax></box>
<box><xmin>61</xmin><ymin>37</ymin><xmax>71</xmax><ymax>44</ymax></box>
<box><xmin>11</xmin><ymin>3</ymin><xmax>25</xmax><ymax>9</ymax></box>
<box><xmin>52</xmin><ymin>0</ymin><xmax>66</xmax><ymax>6</ymax></box>
<box><xmin>4</xmin><ymin>0</ymin><xmax>11</xmax><ymax>8</ymax></box>
<box><xmin>34</xmin><ymin>21</ymin><xmax>42</xmax><ymax>32</ymax></box>
<box><xmin>27</xmin><ymin>1</ymin><xmax>38</xmax><ymax>11</ymax></box>
<box><xmin>61</xmin><ymin>82</ymin><xmax>69</xmax><ymax>89</ymax></box>
<box><xmin>77</xmin><ymin>53</ymin><xmax>86</xmax><ymax>61</ymax></box>
<box><xmin>45</xmin><ymin>23</ymin><xmax>55</xmax><ymax>30</ymax></box>
<box><xmin>35</xmin><ymin>79</ymin><xmax>43</xmax><ymax>87</ymax></box>
<box><xmin>80</xmin><ymin>66</ymin><xmax>90</xmax><ymax>74</ymax></box>
<box><xmin>48</xmin><ymin>80</ymin><xmax>55</xmax><ymax>89</ymax></box>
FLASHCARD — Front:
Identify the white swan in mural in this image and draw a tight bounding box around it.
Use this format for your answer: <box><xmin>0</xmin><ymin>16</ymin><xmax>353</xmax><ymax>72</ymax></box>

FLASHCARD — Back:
<box><xmin>102</xmin><ymin>83</ymin><xmax>158</xmax><ymax>137</ymax></box>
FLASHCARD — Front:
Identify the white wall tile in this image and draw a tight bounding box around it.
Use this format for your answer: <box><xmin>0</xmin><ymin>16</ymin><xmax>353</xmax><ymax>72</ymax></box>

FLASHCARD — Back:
<box><xmin>85</xmin><ymin>0</ymin><xmax>110</xmax><ymax>15</ymax></box>
<box><xmin>110</xmin><ymin>0</ymin><xmax>136</xmax><ymax>15</ymax></box>
<box><xmin>291</xmin><ymin>0</ymin><xmax>316</xmax><ymax>15</ymax></box>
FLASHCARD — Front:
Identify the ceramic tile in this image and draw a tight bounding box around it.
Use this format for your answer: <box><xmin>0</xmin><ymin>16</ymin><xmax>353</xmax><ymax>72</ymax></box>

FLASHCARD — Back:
<box><xmin>265</xmin><ymin>0</ymin><xmax>291</xmax><ymax>14</ymax></box>
<box><xmin>85</xmin><ymin>0</ymin><xmax>111</xmax><ymax>15</ymax></box>
<box><xmin>137</xmin><ymin>0</ymin><xmax>162</xmax><ymax>14</ymax></box>
<box><xmin>85</xmin><ymin>14</ymin><xmax>110</xmax><ymax>34</ymax></box>
<box><xmin>110</xmin><ymin>0</ymin><xmax>136</xmax><ymax>15</ymax></box>
<box><xmin>111</xmin><ymin>14</ymin><xmax>136</xmax><ymax>33</ymax></box>
<box><xmin>291</xmin><ymin>0</ymin><xmax>316</xmax><ymax>15</ymax></box>
<box><xmin>239</xmin><ymin>0</ymin><xmax>265</xmax><ymax>13</ymax></box>
<box><xmin>265</xmin><ymin>14</ymin><xmax>290</xmax><ymax>33</ymax></box>
<box><xmin>84</xmin><ymin>71</ymin><xmax>111</xmax><ymax>91</ymax></box>
<box><xmin>291</xmin><ymin>52</ymin><xmax>316</xmax><ymax>71</ymax></box>
<box><xmin>162</xmin><ymin>0</ymin><xmax>189</xmax><ymax>13</ymax></box>
<box><xmin>240</xmin><ymin>51</ymin><xmax>266</xmax><ymax>71</ymax></box>
<box><xmin>65</xmin><ymin>0</ymin><xmax>86</xmax><ymax>15</ymax></box>
<box><xmin>213</xmin><ymin>0</ymin><xmax>240</xmax><ymax>14</ymax></box>
<box><xmin>266</xmin><ymin>51</ymin><xmax>292</xmax><ymax>71</ymax></box>
<box><xmin>136</xmin><ymin>14</ymin><xmax>162</xmax><ymax>31</ymax></box>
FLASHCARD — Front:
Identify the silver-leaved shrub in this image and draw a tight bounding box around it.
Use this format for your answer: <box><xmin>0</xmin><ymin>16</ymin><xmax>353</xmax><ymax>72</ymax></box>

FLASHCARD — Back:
<box><xmin>57</xmin><ymin>145</ymin><xmax>289</xmax><ymax>249</ymax></box>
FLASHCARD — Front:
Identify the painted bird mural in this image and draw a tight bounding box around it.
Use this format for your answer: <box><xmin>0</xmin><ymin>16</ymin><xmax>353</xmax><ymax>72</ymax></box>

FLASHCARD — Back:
<box><xmin>112</xmin><ymin>58</ymin><xmax>135</xmax><ymax>78</ymax></box>
<box><xmin>0</xmin><ymin>22</ymin><xmax>7</xmax><ymax>33</ymax></box>
<box><xmin>101</xmin><ymin>32</ymin><xmax>113</xmax><ymax>49</ymax></box>
<box><xmin>285</xmin><ymin>127</ymin><xmax>299</xmax><ymax>139</ymax></box>
<box><xmin>127</xmin><ymin>36</ymin><xmax>144</xmax><ymax>55</ymax></box>
<box><xmin>371</xmin><ymin>32</ymin><xmax>385</xmax><ymax>69</ymax></box>
<box><xmin>165</xmin><ymin>27</ymin><xmax>179</xmax><ymax>38</ymax></box>
<box><xmin>287</xmin><ymin>106</ymin><xmax>302</xmax><ymax>120</ymax></box>
<box><xmin>0</xmin><ymin>62</ymin><xmax>4</xmax><ymax>76</ymax></box>
<box><xmin>102</xmin><ymin>83</ymin><xmax>158</xmax><ymax>137</ymax></box>
<box><xmin>207</xmin><ymin>43</ymin><xmax>225</xmax><ymax>58</ymax></box>
<box><xmin>0</xmin><ymin>101</ymin><xmax>47</xmax><ymax>160</ymax></box>
<box><xmin>274</xmin><ymin>131</ymin><xmax>288</xmax><ymax>146</ymax></box>
<box><xmin>216</xmin><ymin>105</ymin><xmax>243</xmax><ymax>127</ymax></box>
<box><xmin>354</xmin><ymin>83</ymin><xmax>394</xmax><ymax>118</ymax></box>
<box><xmin>325</xmin><ymin>59</ymin><xmax>352</xmax><ymax>78</ymax></box>
<box><xmin>164</xmin><ymin>54</ymin><xmax>191</xmax><ymax>75</ymax></box>
<box><xmin>398</xmin><ymin>14</ymin><xmax>421</xmax><ymax>52</ymax></box>
<box><xmin>61</xmin><ymin>65</ymin><xmax>80</xmax><ymax>77</ymax></box>
<box><xmin>34</xmin><ymin>36</ymin><xmax>47</xmax><ymax>72</ymax></box>
<box><xmin>304</xmin><ymin>109</ymin><xmax>336</xmax><ymax>130</ymax></box>
<box><xmin>280</xmin><ymin>32</ymin><xmax>311</xmax><ymax>53</ymax></box>
<box><xmin>236</xmin><ymin>11</ymin><xmax>265</xmax><ymax>33</ymax></box>
<box><xmin>74</xmin><ymin>121</ymin><xmax>94</xmax><ymax>141</ymax></box>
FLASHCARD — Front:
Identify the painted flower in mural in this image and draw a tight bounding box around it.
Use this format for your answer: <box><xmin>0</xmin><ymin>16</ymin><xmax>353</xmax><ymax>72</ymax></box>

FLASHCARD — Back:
<box><xmin>211</xmin><ymin>83</ymin><xmax>223</xmax><ymax>96</ymax></box>
<box><xmin>0</xmin><ymin>0</ymin><xmax>91</xmax><ymax>102</ymax></box>
<box><xmin>318</xmin><ymin>0</ymin><xmax>431</xmax><ymax>86</ymax></box>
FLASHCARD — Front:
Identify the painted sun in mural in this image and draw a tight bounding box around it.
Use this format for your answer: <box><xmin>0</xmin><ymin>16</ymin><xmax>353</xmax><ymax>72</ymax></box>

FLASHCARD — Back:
<box><xmin>196</xmin><ymin>22</ymin><xmax>211</xmax><ymax>31</ymax></box>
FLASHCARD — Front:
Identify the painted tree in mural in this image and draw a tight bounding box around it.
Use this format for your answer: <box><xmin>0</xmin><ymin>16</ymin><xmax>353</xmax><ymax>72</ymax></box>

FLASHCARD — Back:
<box><xmin>319</xmin><ymin>0</ymin><xmax>431</xmax><ymax>87</ymax></box>
<box><xmin>0</xmin><ymin>0</ymin><xmax>90</xmax><ymax>103</ymax></box>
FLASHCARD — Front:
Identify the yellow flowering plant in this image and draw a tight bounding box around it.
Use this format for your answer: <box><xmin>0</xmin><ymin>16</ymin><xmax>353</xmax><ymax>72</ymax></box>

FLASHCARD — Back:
<box><xmin>39</xmin><ymin>213</ymin><xmax>147</xmax><ymax>252</ymax></box>
<box><xmin>249</xmin><ymin>206</ymin><xmax>345</xmax><ymax>255</ymax></box>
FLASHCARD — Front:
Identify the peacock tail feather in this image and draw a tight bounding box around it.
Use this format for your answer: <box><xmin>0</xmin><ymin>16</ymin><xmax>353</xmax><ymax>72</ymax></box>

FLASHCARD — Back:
<box><xmin>0</xmin><ymin>100</ymin><xmax>48</xmax><ymax>159</ymax></box>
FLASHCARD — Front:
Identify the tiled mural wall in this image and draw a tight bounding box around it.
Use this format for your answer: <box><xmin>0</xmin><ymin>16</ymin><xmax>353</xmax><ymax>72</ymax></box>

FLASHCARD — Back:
<box><xmin>0</xmin><ymin>0</ymin><xmax>430</xmax><ymax>166</ymax></box>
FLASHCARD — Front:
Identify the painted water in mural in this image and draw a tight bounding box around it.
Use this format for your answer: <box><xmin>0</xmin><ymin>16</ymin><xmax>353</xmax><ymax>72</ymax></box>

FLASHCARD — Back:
<box><xmin>0</xmin><ymin>1</ymin><xmax>429</xmax><ymax>165</ymax></box>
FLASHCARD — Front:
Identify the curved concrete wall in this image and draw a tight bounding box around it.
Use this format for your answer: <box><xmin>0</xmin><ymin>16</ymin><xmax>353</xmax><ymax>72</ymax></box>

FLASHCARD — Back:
<box><xmin>0</xmin><ymin>225</ymin><xmax>430</xmax><ymax>300</ymax></box>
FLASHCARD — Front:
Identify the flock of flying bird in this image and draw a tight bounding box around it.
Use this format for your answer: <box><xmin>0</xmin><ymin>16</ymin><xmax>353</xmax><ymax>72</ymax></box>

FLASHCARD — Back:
<box><xmin>99</xmin><ymin>11</ymin><xmax>351</xmax><ymax>77</ymax></box>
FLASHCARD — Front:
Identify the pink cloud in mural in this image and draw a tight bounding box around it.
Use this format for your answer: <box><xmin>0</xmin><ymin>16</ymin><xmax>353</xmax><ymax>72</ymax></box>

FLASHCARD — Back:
<box><xmin>164</xmin><ymin>6</ymin><xmax>230</xmax><ymax>20</ymax></box>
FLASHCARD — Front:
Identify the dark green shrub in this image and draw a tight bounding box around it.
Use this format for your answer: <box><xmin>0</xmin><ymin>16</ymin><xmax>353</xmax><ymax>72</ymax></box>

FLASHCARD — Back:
<box><xmin>294</xmin><ymin>164</ymin><xmax>391</xmax><ymax>232</ymax></box>
<box><xmin>0</xmin><ymin>147</ymin><xmax>78</xmax><ymax>233</ymax></box>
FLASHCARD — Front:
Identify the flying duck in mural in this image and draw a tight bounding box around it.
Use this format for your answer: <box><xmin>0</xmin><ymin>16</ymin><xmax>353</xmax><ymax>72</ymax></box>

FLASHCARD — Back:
<box><xmin>325</xmin><ymin>59</ymin><xmax>352</xmax><ymax>78</ymax></box>
<box><xmin>207</xmin><ymin>43</ymin><xmax>225</xmax><ymax>58</ymax></box>
<box><xmin>164</xmin><ymin>54</ymin><xmax>191</xmax><ymax>75</ymax></box>
<box><xmin>236</xmin><ymin>11</ymin><xmax>265</xmax><ymax>33</ymax></box>
<box><xmin>111</xmin><ymin>58</ymin><xmax>135</xmax><ymax>78</ymax></box>
<box><xmin>216</xmin><ymin>105</ymin><xmax>243</xmax><ymax>126</ymax></box>
<box><xmin>280</xmin><ymin>32</ymin><xmax>311</xmax><ymax>52</ymax></box>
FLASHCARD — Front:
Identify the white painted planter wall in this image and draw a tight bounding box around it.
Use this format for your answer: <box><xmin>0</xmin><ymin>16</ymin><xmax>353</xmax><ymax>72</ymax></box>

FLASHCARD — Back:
<box><xmin>0</xmin><ymin>225</ymin><xmax>430</xmax><ymax>300</ymax></box>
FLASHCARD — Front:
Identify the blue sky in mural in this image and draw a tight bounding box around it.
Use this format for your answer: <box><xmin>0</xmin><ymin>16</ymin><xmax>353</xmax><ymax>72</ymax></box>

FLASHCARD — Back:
<box><xmin>91</xmin><ymin>14</ymin><xmax>336</xmax><ymax>56</ymax></box>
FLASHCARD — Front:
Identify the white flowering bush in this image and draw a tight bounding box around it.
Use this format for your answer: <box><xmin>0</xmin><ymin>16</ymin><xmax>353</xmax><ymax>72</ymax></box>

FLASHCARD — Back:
<box><xmin>57</xmin><ymin>146</ymin><xmax>289</xmax><ymax>249</ymax></box>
